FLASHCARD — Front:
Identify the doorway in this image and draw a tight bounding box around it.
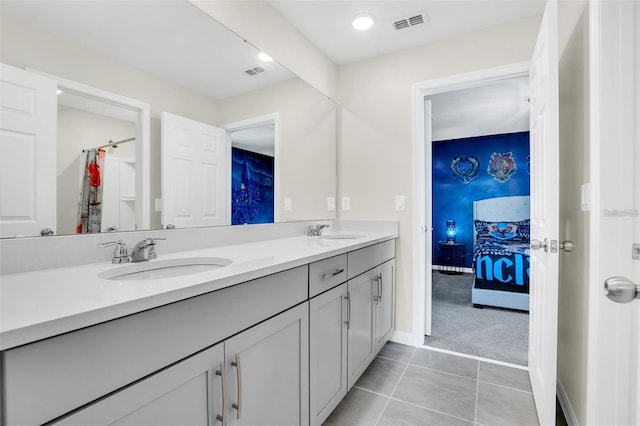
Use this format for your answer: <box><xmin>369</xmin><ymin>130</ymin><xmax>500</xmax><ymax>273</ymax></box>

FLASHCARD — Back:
<box><xmin>425</xmin><ymin>76</ymin><xmax>531</xmax><ymax>365</ymax></box>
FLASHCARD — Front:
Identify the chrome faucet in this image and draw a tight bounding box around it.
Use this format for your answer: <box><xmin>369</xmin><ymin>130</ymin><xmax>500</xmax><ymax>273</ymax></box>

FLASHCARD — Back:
<box><xmin>99</xmin><ymin>240</ymin><xmax>130</xmax><ymax>264</ymax></box>
<box><xmin>307</xmin><ymin>224</ymin><xmax>330</xmax><ymax>236</ymax></box>
<box><xmin>130</xmin><ymin>237</ymin><xmax>166</xmax><ymax>262</ymax></box>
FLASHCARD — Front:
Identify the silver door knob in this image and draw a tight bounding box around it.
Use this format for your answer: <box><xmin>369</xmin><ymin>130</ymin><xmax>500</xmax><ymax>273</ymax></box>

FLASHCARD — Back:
<box><xmin>530</xmin><ymin>238</ymin><xmax>548</xmax><ymax>252</ymax></box>
<box><xmin>40</xmin><ymin>228</ymin><xmax>54</xmax><ymax>236</ymax></box>
<box><xmin>560</xmin><ymin>240</ymin><xmax>575</xmax><ymax>252</ymax></box>
<box><xmin>604</xmin><ymin>277</ymin><xmax>640</xmax><ymax>303</ymax></box>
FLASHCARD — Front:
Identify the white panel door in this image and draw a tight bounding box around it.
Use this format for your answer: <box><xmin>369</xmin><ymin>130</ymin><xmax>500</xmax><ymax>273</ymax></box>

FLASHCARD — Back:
<box><xmin>586</xmin><ymin>1</ymin><xmax>640</xmax><ymax>424</ymax></box>
<box><xmin>161</xmin><ymin>112</ymin><xmax>227</xmax><ymax>228</ymax></box>
<box><xmin>0</xmin><ymin>63</ymin><xmax>57</xmax><ymax>237</ymax></box>
<box><xmin>528</xmin><ymin>1</ymin><xmax>560</xmax><ymax>425</ymax></box>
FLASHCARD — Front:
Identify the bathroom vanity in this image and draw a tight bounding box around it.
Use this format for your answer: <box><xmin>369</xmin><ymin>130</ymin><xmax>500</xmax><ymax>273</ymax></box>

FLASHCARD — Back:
<box><xmin>0</xmin><ymin>226</ymin><xmax>396</xmax><ymax>425</ymax></box>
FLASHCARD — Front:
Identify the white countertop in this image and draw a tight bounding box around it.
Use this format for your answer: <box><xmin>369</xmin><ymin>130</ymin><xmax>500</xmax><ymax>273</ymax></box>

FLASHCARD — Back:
<box><xmin>0</xmin><ymin>232</ymin><xmax>396</xmax><ymax>351</ymax></box>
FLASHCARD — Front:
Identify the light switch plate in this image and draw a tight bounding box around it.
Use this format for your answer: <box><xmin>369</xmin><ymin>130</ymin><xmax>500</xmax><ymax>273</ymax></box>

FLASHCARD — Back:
<box><xmin>341</xmin><ymin>196</ymin><xmax>351</xmax><ymax>211</ymax></box>
<box><xmin>284</xmin><ymin>197</ymin><xmax>292</xmax><ymax>211</ymax></box>
<box><xmin>155</xmin><ymin>198</ymin><xmax>162</xmax><ymax>212</ymax></box>
<box><xmin>395</xmin><ymin>195</ymin><xmax>405</xmax><ymax>211</ymax></box>
<box><xmin>580</xmin><ymin>183</ymin><xmax>590</xmax><ymax>211</ymax></box>
<box><xmin>327</xmin><ymin>197</ymin><xmax>336</xmax><ymax>211</ymax></box>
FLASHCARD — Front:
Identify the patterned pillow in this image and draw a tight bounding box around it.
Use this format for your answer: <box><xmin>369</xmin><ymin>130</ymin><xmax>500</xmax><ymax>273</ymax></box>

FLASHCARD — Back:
<box><xmin>474</xmin><ymin>219</ymin><xmax>530</xmax><ymax>244</ymax></box>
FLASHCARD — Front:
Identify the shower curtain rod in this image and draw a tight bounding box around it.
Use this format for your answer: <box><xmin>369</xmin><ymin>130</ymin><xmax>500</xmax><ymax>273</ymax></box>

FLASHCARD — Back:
<box><xmin>83</xmin><ymin>137</ymin><xmax>135</xmax><ymax>152</ymax></box>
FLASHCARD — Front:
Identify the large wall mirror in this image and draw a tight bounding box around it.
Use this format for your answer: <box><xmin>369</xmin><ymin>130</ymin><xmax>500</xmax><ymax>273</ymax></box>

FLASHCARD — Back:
<box><xmin>0</xmin><ymin>0</ymin><xmax>337</xmax><ymax>238</ymax></box>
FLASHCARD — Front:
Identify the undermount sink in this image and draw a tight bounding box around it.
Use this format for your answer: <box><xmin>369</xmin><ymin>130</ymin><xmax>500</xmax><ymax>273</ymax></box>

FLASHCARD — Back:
<box><xmin>99</xmin><ymin>257</ymin><xmax>233</xmax><ymax>281</ymax></box>
<box><xmin>320</xmin><ymin>234</ymin><xmax>364</xmax><ymax>240</ymax></box>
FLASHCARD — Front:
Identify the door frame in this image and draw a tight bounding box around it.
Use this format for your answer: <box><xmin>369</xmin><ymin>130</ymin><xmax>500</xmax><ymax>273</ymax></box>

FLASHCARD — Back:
<box><xmin>222</xmin><ymin>113</ymin><xmax>280</xmax><ymax>223</ymax></box>
<box><xmin>410</xmin><ymin>61</ymin><xmax>530</xmax><ymax>342</ymax></box>
<box><xmin>28</xmin><ymin>69</ymin><xmax>151</xmax><ymax>231</ymax></box>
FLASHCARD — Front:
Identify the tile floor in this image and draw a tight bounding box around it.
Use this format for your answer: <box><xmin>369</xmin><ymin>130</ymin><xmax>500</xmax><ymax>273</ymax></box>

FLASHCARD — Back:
<box><xmin>323</xmin><ymin>342</ymin><xmax>540</xmax><ymax>426</ymax></box>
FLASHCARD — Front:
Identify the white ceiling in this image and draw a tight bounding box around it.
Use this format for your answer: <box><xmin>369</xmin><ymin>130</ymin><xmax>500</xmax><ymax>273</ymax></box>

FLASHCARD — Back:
<box><xmin>231</xmin><ymin>124</ymin><xmax>276</xmax><ymax>157</ymax></box>
<box><xmin>430</xmin><ymin>75</ymin><xmax>530</xmax><ymax>141</ymax></box>
<box><xmin>1</xmin><ymin>0</ymin><xmax>295</xmax><ymax>99</ymax></box>
<box><xmin>267</xmin><ymin>0</ymin><xmax>546</xmax><ymax>64</ymax></box>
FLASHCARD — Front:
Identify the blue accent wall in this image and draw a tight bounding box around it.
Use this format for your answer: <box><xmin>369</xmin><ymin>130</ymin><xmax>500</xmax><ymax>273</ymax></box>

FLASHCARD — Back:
<box><xmin>432</xmin><ymin>131</ymin><xmax>530</xmax><ymax>267</ymax></box>
<box><xmin>231</xmin><ymin>148</ymin><xmax>274</xmax><ymax>225</ymax></box>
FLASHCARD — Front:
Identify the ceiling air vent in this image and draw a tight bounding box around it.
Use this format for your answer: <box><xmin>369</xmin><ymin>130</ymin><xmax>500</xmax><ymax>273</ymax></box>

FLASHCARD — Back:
<box><xmin>245</xmin><ymin>67</ymin><xmax>265</xmax><ymax>76</ymax></box>
<box><xmin>392</xmin><ymin>11</ymin><xmax>428</xmax><ymax>31</ymax></box>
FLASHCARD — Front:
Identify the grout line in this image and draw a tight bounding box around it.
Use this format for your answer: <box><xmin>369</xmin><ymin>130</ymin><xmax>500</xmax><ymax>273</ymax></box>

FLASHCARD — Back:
<box><xmin>407</xmin><ymin>362</ymin><xmax>478</xmax><ymax>382</ymax></box>
<box><xmin>478</xmin><ymin>379</ymin><xmax>533</xmax><ymax>394</ymax></box>
<box><xmin>474</xmin><ymin>361</ymin><xmax>480</xmax><ymax>424</ymax></box>
<box><xmin>419</xmin><ymin>344</ymin><xmax>528</xmax><ymax>370</ymax></box>
<box><xmin>376</xmin><ymin>353</ymin><xmax>412</xmax><ymax>365</ymax></box>
<box><xmin>373</xmin><ymin>346</ymin><xmax>417</xmax><ymax>426</ymax></box>
<box><xmin>385</xmin><ymin>395</ymin><xmax>476</xmax><ymax>425</ymax></box>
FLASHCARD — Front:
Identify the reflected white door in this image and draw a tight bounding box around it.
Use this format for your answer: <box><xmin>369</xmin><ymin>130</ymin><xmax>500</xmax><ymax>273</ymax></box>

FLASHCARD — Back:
<box><xmin>528</xmin><ymin>1</ymin><xmax>560</xmax><ymax>425</ymax></box>
<box><xmin>0</xmin><ymin>64</ymin><xmax>57</xmax><ymax>237</ymax></box>
<box><xmin>161</xmin><ymin>112</ymin><xmax>228</xmax><ymax>228</ymax></box>
<box><xmin>586</xmin><ymin>1</ymin><xmax>640</xmax><ymax>424</ymax></box>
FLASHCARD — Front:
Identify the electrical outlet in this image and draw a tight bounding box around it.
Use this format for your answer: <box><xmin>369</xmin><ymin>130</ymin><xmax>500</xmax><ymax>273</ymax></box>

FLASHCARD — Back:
<box><xmin>327</xmin><ymin>197</ymin><xmax>336</xmax><ymax>211</ymax></box>
<box><xmin>284</xmin><ymin>197</ymin><xmax>292</xmax><ymax>211</ymax></box>
<box><xmin>341</xmin><ymin>196</ymin><xmax>351</xmax><ymax>211</ymax></box>
<box><xmin>395</xmin><ymin>195</ymin><xmax>405</xmax><ymax>211</ymax></box>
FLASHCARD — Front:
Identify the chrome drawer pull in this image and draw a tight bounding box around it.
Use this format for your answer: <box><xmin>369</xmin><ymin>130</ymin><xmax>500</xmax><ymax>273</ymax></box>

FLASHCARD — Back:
<box><xmin>231</xmin><ymin>354</ymin><xmax>242</xmax><ymax>420</ymax></box>
<box><xmin>322</xmin><ymin>268</ymin><xmax>345</xmax><ymax>279</ymax></box>
<box><xmin>215</xmin><ymin>362</ymin><xmax>226</xmax><ymax>425</ymax></box>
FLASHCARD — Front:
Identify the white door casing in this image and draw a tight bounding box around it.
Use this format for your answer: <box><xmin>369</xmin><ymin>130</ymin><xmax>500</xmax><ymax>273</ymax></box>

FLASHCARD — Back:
<box><xmin>528</xmin><ymin>1</ymin><xmax>560</xmax><ymax>425</ymax></box>
<box><xmin>0</xmin><ymin>64</ymin><xmax>57</xmax><ymax>237</ymax></box>
<box><xmin>586</xmin><ymin>1</ymin><xmax>640</xmax><ymax>424</ymax></box>
<box><xmin>161</xmin><ymin>112</ymin><xmax>228</xmax><ymax>228</ymax></box>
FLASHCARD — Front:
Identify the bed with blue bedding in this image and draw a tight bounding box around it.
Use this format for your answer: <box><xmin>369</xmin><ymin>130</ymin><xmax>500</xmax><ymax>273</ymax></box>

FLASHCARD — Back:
<box><xmin>472</xmin><ymin>195</ymin><xmax>530</xmax><ymax>311</ymax></box>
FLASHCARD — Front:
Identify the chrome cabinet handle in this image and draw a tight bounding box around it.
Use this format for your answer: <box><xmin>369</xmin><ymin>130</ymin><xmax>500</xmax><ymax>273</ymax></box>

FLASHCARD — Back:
<box><xmin>215</xmin><ymin>362</ymin><xmax>226</xmax><ymax>425</ymax></box>
<box><xmin>344</xmin><ymin>293</ymin><xmax>351</xmax><ymax>329</ymax></box>
<box><xmin>373</xmin><ymin>274</ymin><xmax>382</xmax><ymax>304</ymax></box>
<box><xmin>322</xmin><ymin>268</ymin><xmax>345</xmax><ymax>279</ymax></box>
<box><xmin>231</xmin><ymin>354</ymin><xmax>242</xmax><ymax>419</ymax></box>
<box><xmin>378</xmin><ymin>273</ymin><xmax>383</xmax><ymax>304</ymax></box>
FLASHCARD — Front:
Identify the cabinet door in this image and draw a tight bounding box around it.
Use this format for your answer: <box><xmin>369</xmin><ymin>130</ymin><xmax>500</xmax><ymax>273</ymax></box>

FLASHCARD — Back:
<box><xmin>225</xmin><ymin>303</ymin><xmax>309</xmax><ymax>426</ymax></box>
<box><xmin>53</xmin><ymin>343</ymin><xmax>225</xmax><ymax>426</ymax></box>
<box><xmin>374</xmin><ymin>260</ymin><xmax>395</xmax><ymax>352</ymax></box>
<box><xmin>347</xmin><ymin>272</ymin><xmax>375</xmax><ymax>389</ymax></box>
<box><xmin>309</xmin><ymin>284</ymin><xmax>348</xmax><ymax>426</ymax></box>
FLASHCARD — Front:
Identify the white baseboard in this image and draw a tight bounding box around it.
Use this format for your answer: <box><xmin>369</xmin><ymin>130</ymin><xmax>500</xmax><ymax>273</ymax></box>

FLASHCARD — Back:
<box><xmin>557</xmin><ymin>379</ymin><xmax>579</xmax><ymax>426</ymax></box>
<box><xmin>391</xmin><ymin>330</ymin><xmax>422</xmax><ymax>347</ymax></box>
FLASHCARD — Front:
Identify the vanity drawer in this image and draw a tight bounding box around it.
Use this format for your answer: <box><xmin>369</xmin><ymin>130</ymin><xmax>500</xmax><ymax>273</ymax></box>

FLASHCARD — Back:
<box><xmin>347</xmin><ymin>239</ymin><xmax>395</xmax><ymax>279</ymax></box>
<box><xmin>309</xmin><ymin>254</ymin><xmax>347</xmax><ymax>297</ymax></box>
<box><xmin>2</xmin><ymin>265</ymin><xmax>308</xmax><ymax>426</ymax></box>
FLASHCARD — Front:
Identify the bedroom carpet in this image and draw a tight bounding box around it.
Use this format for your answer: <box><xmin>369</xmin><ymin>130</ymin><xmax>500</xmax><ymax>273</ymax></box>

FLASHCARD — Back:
<box><xmin>424</xmin><ymin>271</ymin><xmax>529</xmax><ymax>366</ymax></box>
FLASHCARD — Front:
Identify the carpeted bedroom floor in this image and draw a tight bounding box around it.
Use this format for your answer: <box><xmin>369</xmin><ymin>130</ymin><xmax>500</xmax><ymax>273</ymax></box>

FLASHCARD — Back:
<box><xmin>424</xmin><ymin>271</ymin><xmax>529</xmax><ymax>366</ymax></box>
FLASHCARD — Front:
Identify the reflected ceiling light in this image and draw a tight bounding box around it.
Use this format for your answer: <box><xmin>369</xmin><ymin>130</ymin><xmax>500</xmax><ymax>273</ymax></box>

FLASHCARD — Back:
<box><xmin>352</xmin><ymin>14</ymin><xmax>375</xmax><ymax>31</ymax></box>
<box><xmin>257</xmin><ymin>52</ymin><xmax>273</xmax><ymax>62</ymax></box>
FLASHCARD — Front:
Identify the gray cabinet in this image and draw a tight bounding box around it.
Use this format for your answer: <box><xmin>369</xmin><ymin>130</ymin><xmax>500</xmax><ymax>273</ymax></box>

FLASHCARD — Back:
<box><xmin>374</xmin><ymin>259</ymin><xmax>395</xmax><ymax>353</ymax></box>
<box><xmin>346</xmin><ymin>271</ymin><xmax>376</xmax><ymax>389</ymax></box>
<box><xmin>225</xmin><ymin>303</ymin><xmax>309</xmax><ymax>426</ymax></box>
<box><xmin>54</xmin><ymin>343</ymin><xmax>225</xmax><ymax>426</ymax></box>
<box><xmin>309</xmin><ymin>283</ymin><xmax>348</xmax><ymax>426</ymax></box>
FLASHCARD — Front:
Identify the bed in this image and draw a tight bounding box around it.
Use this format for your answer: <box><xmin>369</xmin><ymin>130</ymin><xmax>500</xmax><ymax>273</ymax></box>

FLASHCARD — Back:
<box><xmin>472</xmin><ymin>195</ymin><xmax>530</xmax><ymax>311</ymax></box>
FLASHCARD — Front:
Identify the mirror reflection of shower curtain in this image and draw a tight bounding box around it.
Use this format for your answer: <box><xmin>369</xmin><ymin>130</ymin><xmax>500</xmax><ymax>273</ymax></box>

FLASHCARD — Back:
<box><xmin>76</xmin><ymin>148</ymin><xmax>105</xmax><ymax>233</ymax></box>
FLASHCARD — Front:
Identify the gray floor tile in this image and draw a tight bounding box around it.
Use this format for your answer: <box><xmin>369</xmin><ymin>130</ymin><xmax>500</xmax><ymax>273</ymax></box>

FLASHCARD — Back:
<box><xmin>411</xmin><ymin>348</ymin><xmax>479</xmax><ymax>379</ymax></box>
<box><xmin>378</xmin><ymin>341</ymin><xmax>415</xmax><ymax>363</ymax></box>
<box><xmin>476</xmin><ymin>382</ymin><xmax>539</xmax><ymax>426</ymax></box>
<box><xmin>479</xmin><ymin>361</ymin><xmax>532</xmax><ymax>393</ymax></box>
<box><xmin>392</xmin><ymin>365</ymin><xmax>477</xmax><ymax>422</ymax></box>
<box><xmin>354</xmin><ymin>356</ymin><xmax>406</xmax><ymax>396</ymax></box>
<box><xmin>322</xmin><ymin>387</ymin><xmax>388</xmax><ymax>426</ymax></box>
<box><xmin>378</xmin><ymin>399</ymin><xmax>474</xmax><ymax>426</ymax></box>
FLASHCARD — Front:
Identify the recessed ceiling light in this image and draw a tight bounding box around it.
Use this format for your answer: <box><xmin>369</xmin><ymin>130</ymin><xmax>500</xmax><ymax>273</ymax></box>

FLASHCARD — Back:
<box><xmin>257</xmin><ymin>52</ymin><xmax>273</xmax><ymax>62</ymax></box>
<box><xmin>352</xmin><ymin>14</ymin><xmax>375</xmax><ymax>31</ymax></box>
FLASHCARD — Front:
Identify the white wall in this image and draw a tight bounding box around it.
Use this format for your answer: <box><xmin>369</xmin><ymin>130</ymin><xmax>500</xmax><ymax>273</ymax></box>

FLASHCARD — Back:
<box><xmin>557</xmin><ymin>2</ymin><xmax>590</xmax><ymax>424</ymax></box>
<box><xmin>189</xmin><ymin>0</ymin><xmax>338</xmax><ymax>101</ymax></box>
<box><xmin>218</xmin><ymin>78</ymin><xmax>336</xmax><ymax>221</ymax></box>
<box><xmin>337</xmin><ymin>15</ymin><xmax>541</xmax><ymax>333</ymax></box>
